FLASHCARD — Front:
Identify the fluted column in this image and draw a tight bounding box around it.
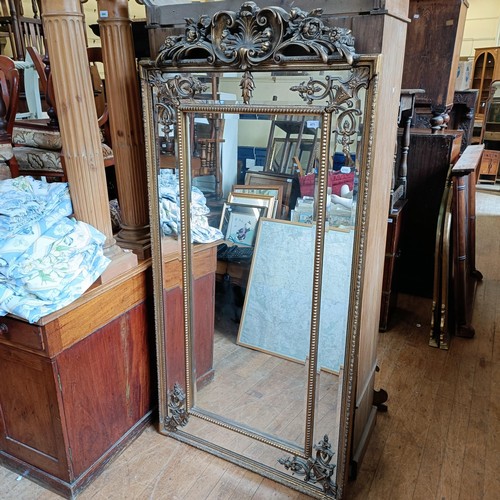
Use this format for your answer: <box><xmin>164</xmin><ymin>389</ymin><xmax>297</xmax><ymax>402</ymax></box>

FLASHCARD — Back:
<box><xmin>41</xmin><ymin>0</ymin><xmax>137</xmax><ymax>279</ymax></box>
<box><xmin>97</xmin><ymin>0</ymin><xmax>150</xmax><ymax>259</ymax></box>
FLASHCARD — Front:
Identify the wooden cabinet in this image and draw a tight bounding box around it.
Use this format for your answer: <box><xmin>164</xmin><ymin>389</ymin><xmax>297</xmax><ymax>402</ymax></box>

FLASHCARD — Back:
<box><xmin>0</xmin><ymin>345</ymin><xmax>69</xmax><ymax>480</ymax></box>
<box><xmin>402</xmin><ymin>0</ymin><xmax>468</xmax><ymax>130</ymax></box>
<box><xmin>478</xmin><ymin>149</ymin><xmax>500</xmax><ymax>184</ymax></box>
<box><xmin>379</xmin><ymin>199</ymin><xmax>407</xmax><ymax>332</ymax></box>
<box><xmin>482</xmin><ymin>92</ymin><xmax>500</xmax><ymax>148</ymax></box>
<box><xmin>396</xmin><ymin>129</ymin><xmax>463</xmax><ymax>298</ymax></box>
<box><xmin>472</xmin><ymin>47</ymin><xmax>500</xmax><ymax>121</ymax></box>
<box><xmin>0</xmin><ymin>263</ymin><xmax>153</xmax><ymax>498</ymax></box>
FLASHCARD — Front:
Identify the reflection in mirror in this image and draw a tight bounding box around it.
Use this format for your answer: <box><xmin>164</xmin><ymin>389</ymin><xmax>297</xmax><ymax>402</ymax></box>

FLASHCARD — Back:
<box><xmin>483</xmin><ymin>80</ymin><xmax>500</xmax><ymax>148</ymax></box>
<box><xmin>141</xmin><ymin>4</ymin><xmax>377</xmax><ymax>496</ymax></box>
<box><xmin>147</xmin><ymin>66</ymin><xmax>370</xmax><ymax>489</ymax></box>
<box><xmin>176</xmin><ymin>102</ymin><xmax>359</xmax><ymax>467</ymax></box>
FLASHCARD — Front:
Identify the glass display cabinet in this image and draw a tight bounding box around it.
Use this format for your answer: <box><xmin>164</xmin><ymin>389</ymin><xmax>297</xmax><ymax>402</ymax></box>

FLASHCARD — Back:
<box><xmin>472</xmin><ymin>47</ymin><xmax>500</xmax><ymax>141</ymax></box>
<box><xmin>482</xmin><ymin>80</ymin><xmax>500</xmax><ymax>149</ymax></box>
<box><xmin>472</xmin><ymin>48</ymin><xmax>500</xmax><ymax>118</ymax></box>
<box><xmin>140</xmin><ymin>1</ymin><xmax>409</xmax><ymax>498</ymax></box>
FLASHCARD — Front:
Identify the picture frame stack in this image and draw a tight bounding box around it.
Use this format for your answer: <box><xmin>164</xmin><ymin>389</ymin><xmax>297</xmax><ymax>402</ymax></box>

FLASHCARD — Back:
<box><xmin>218</xmin><ymin>183</ymin><xmax>286</xmax><ymax>249</ymax></box>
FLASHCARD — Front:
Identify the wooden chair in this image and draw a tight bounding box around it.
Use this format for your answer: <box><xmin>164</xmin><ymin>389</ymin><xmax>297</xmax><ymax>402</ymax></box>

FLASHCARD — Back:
<box><xmin>0</xmin><ymin>0</ymin><xmax>44</xmax><ymax>61</ymax></box>
<box><xmin>0</xmin><ymin>54</ymin><xmax>20</xmax><ymax>135</ymax></box>
<box><xmin>0</xmin><ymin>54</ymin><xmax>19</xmax><ymax>177</ymax></box>
<box><xmin>10</xmin><ymin>46</ymin><xmax>114</xmax><ymax>180</ymax></box>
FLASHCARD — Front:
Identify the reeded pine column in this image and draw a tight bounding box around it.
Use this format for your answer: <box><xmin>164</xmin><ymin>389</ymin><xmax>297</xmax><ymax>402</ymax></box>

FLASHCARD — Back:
<box><xmin>97</xmin><ymin>0</ymin><xmax>151</xmax><ymax>259</ymax></box>
<box><xmin>41</xmin><ymin>0</ymin><xmax>137</xmax><ymax>278</ymax></box>
<box><xmin>41</xmin><ymin>0</ymin><xmax>114</xmax><ymax>251</ymax></box>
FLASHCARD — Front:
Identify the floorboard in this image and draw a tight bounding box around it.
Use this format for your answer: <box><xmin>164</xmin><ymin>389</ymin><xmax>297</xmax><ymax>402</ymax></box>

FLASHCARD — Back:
<box><xmin>1</xmin><ymin>189</ymin><xmax>499</xmax><ymax>499</ymax></box>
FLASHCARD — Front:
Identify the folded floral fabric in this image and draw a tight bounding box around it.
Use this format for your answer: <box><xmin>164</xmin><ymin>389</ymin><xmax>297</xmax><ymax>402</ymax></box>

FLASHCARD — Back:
<box><xmin>158</xmin><ymin>170</ymin><xmax>223</xmax><ymax>243</ymax></box>
<box><xmin>0</xmin><ymin>242</ymin><xmax>109</xmax><ymax>323</ymax></box>
<box><xmin>0</xmin><ymin>176</ymin><xmax>70</xmax><ymax>238</ymax></box>
<box><xmin>0</xmin><ymin>176</ymin><xmax>110</xmax><ymax>323</ymax></box>
<box><xmin>3</xmin><ymin>217</ymin><xmax>109</xmax><ymax>301</ymax></box>
<box><xmin>0</xmin><ymin>194</ymin><xmax>72</xmax><ymax>272</ymax></box>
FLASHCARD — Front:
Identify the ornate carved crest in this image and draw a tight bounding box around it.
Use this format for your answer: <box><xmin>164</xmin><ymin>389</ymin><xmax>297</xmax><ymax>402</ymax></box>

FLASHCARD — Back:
<box><xmin>164</xmin><ymin>383</ymin><xmax>189</xmax><ymax>431</ymax></box>
<box><xmin>157</xmin><ymin>2</ymin><xmax>356</xmax><ymax>68</ymax></box>
<box><xmin>279</xmin><ymin>434</ymin><xmax>337</xmax><ymax>496</ymax></box>
<box><xmin>156</xmin><ymin>2</ymin><xmax>356</xmax><ymax>102</ymax></box>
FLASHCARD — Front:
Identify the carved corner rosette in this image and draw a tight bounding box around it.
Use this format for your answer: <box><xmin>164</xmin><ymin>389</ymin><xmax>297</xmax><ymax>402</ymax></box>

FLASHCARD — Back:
<box><xmin>155</xmin><ymin>1</ymin><xmax>357</xmax><ymax>104</ymax></box>
<box><xmin>279</xmin><ymin>434</ymin><xmax>337</xmax><ymax>496</ymax></box>
<box><xmin>164</xmin><ymin>383</ymin><xmax>190</xmax><ymax>432</ymax></box>
<box><xmin>149</xmin><ymin>70</ymin><xmax>207</xmax><ymax>133</ymax></box>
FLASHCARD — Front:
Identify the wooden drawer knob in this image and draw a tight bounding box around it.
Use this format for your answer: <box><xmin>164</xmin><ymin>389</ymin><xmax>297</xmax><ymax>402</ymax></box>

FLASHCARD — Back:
<box><xmin>0</xmin><ymin>323</ymin><xmax>8</xmax><ymax>335</ymax></box>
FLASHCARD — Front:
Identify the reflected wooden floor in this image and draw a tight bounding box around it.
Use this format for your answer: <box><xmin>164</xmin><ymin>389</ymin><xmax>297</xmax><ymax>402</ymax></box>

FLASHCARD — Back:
<box><xmin>1</xmin><ymin>189</ymin><xmax>499</xmax><ymax>499</ymax></box>
<box><xmin>198</xmin><ymin>327</ymin><xmax>309</xmax><ymax>446</ymax></box>
<box><xmin>195</xmin><ymin>327</ymin><xmax>340</xmax><ymax>452</ymax></box>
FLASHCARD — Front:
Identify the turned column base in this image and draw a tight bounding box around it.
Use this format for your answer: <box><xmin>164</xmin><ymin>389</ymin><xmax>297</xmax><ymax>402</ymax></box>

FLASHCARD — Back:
<box><xmin>115</xmin><ymin>237</ymin><xmax>151</xmax><ymax>260</ymax></box>
<box><xmin>115</xmin><ymin>224</ymin><xmax>151</xmax><ymax>260</ymax></box>
<box><xmin>98</xmin><ymin>250</ymin><xmax>138</xmax><ymax>284</ymax></box>
<box><xmin>430</xmin><ymin>104</ymin><xmax>452</xmax><ymax>134</ymax></box>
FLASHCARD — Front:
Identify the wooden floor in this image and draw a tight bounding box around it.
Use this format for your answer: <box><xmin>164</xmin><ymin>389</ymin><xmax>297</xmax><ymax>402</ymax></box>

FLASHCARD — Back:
<box><xmin>1</xmin><ymin>188</ymin><xmax>499</xmax><ymax>499</ymax></box>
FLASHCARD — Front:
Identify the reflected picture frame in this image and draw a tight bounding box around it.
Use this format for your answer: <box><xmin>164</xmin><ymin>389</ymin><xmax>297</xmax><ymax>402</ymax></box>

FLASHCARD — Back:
<box><xmin>267</xmin><ymin>137</ymin><xmax>316</xmax><ymax>175</ymax></box>
<box><xmin>245</xmin><ymin>172</ymin><xmax>294</xmax><ymax>209</ymax></box>
<box><xmin>227</xmin><ymin>192</ymin><xmax>276</xmax><ymax>218</ymax></box>
<box><xmin>219</xmin><ymin>202</ymin><xmax>268</xmax><ymax>247</ymax></box>
<box><xmin>232</xmin><ymin>184</ymin><xmax>284</xmax><ymax>218</ymax></box>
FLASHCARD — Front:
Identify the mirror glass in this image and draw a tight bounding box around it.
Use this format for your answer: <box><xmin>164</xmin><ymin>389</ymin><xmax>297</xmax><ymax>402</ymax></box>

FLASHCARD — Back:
<box><xmin>483</xmin><ymin>80</ymin><xmax>500</xmax><ymax>147</ymax></box>
<box><xmin>486</xmin><ymin>80</ymin><xmax>500</xmax><ymax>119</ymax></box>
<box><xmin>143</xmin><ymin>59</ymin><xmax>374</xmax><ymax>496</ymax></box>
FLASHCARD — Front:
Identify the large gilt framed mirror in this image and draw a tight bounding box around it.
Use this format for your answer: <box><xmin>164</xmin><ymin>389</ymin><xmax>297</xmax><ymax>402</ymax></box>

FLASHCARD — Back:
<box><xmin>140</xmin><ymin>3</ymin><xmax>379</xmax><ymax>498</ymax></box>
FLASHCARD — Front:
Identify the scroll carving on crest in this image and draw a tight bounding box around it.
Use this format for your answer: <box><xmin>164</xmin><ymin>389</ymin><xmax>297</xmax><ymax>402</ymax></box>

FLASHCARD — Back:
<box><xmin>149</xmin><ymin>71</ymin><xmax>206</xmax><ymax>133</ymax></box>
<box><xmin>279</xmin><ymin>434</ymin><xmax>337</xmax><ymax>496</ymax></box>
<box><xmin>290</xmin><ymin>67</ymin><xmax>370</xmax><ymax>164</ymax></box>
<box><xmin>156</xmin><ymin>1</ymin><xmax>357</xmax><ymax>104</ymax></box>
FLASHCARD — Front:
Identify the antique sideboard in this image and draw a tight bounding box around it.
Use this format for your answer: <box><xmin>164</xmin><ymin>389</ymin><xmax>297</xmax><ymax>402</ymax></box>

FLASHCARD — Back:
<box><xmin>0</xmin><ymin>262</ymin><xmax>154</xmax><ymax>497</ymax></box>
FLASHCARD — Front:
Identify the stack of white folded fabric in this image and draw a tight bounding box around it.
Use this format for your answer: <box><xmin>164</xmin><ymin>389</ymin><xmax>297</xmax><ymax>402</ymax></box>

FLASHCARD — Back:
<box><xmin>158</xmin><ymin>170</ymin><xmax>223</xmax><ymax>243</ymax></box>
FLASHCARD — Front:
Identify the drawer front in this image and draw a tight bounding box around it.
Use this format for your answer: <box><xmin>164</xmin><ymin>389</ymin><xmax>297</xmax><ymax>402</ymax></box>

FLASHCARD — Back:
<box><xmin>0</xmin><ymin>317</ymin><xmax>45</xmax><ymax>352</ymax></box>
<box><xmin>483</xmin><ymin>131</ymin><xmax>500</xmax><ymax>142</ymax></box>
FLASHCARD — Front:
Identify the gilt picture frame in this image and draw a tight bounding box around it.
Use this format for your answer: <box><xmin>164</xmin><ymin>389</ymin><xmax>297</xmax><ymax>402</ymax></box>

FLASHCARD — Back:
<box><xmin>139</xmin><ymin>1</ymin><xmax>386</xmax><ymax>497</ymax></box>
<box><xmin>227</xmin><ymin>192</ymin><xmax>276</xmax><ymax>218</ymax></box>
<box><xmin>232</xmin><ymin>184</ymin><xmax>283</xmax><ymax>218</ymax></box>
<box><xmin>244</xmin><ymin>172</ymin><xmax>294</xmax><ymax>208</ymax></box>
<box><xmin>219</xmin><ymin>202</ymin><xmax>267</xmax><ymax>247</ymax></box>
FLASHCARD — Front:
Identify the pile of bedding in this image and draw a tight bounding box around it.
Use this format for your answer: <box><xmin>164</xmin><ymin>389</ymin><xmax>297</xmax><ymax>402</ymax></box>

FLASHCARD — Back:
<box><xmin>0</xmin><ymin>176</ymin><xmax>110</xmax><ymax>323</ymax></box>
<box><xmin>158</xmin><ymin>169</ymin><xmax>223</xmax><ymax>243</ymax></box>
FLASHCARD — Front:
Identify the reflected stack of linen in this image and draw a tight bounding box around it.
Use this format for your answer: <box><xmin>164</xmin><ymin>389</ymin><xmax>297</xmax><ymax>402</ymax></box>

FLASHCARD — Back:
<box><xmin>158</xmin><ymin>169</ymin><xmax>223</xmax><ymax>243</ymax></box>
<box><xmin>0</xmin><ymin>176</ymin><xmax>110</xmax><ymax>323</ymax></box>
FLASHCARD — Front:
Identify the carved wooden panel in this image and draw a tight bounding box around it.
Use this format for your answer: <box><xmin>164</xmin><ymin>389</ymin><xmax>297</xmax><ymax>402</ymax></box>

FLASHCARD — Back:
<box><xmin>402</xmin><ymin>0</ymin><xmax>468</xmax><ymax>129</ymax></box>
<box><xmin>0</xmin><ymin>346</ymin><xmax>70</xmax><ymax>480</ymax></box>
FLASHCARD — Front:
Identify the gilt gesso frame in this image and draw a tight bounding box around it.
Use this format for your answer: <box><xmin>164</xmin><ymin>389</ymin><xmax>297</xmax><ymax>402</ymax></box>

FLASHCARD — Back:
<box><xmin>140</xmin><ymin>3</ymin><xmax>379</xmax><ymax>498</ymax></box>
